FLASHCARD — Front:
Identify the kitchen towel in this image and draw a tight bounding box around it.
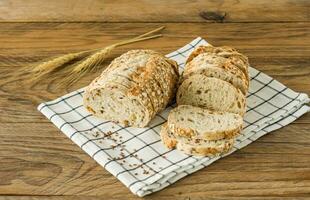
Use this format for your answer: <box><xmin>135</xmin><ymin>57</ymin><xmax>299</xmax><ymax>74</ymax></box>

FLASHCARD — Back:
<box><xmin>38</xmin><ymin>37</ymin><xmax>310</xmax><ymax>197</ymax></box>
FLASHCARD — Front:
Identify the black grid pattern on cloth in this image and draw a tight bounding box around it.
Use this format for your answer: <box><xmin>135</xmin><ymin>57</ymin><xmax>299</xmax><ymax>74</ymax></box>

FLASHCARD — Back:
<box><xmin>38</xmin><ymin>37</ymin><xmax>310</xmax><ymax>197</ymax></box>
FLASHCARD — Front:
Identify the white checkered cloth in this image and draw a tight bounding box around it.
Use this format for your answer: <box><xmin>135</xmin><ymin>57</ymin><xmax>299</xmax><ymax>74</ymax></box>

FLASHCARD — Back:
<box><xmin>38</xmin><ymin>38</ymin><xmax>310</xmax><ymax>197</ymax></box>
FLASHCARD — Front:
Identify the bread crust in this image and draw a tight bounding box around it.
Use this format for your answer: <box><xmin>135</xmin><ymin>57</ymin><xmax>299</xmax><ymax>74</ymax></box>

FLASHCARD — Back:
<box><xmin>178</xmin><ymin>140</ymin><xmax>234</xmax><ymax>157</ymax></box>
<box><xmin>146</xmin><ymin>56</ymin><xmax>179</xmax><ymax>110</ymax></box>
<box><xmin>160</xmin><ymin>123</ymin><xmax>178</xmax><ymax>149</ymax></box>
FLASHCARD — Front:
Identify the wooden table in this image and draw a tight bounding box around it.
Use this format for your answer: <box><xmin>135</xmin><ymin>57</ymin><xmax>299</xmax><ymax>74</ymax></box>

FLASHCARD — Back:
<box><xmin>0</xmin><ymin>1</ymin><xmax>309</xmax><ymax>199</ymax></box>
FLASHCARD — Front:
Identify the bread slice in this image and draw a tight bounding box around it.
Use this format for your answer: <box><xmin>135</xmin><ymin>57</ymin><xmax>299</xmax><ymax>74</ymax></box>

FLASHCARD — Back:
<box><xmin>83</xmin><ymin>82</ymin><xmax>150</xmax><ymax>127</ymax></box>
<box><xmin>183</xmin><ymin>53</ymin><xmax>249</xmax><ymax>94</ymax></box>
<box><xmin>167</xmin><ymin>105</ymin><xmax>243</xmax><ymax>140</ymax></box>
<box><xmin>160</xmin><ymin>123</ymin><xmax>234</xmax><ymax>156</ymax></box>
<box><xmin>186</xmin><ymin>46</ymin><xmax>249</xmax><ymax>81</ymax></box>
<box><xmin>177</xmin><ymin>75</ymin><xmax>246</xmax><ymax>116</ymax></box>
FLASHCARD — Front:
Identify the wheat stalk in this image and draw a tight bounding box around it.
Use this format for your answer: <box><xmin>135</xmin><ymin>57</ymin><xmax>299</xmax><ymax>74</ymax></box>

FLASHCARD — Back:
<box><xmin>58</xmin><ymin>45</ymin><xmax>116</xmax><ymax>87</ymax></box>
<box><xmin>26</xmin><ymin>26</ymin><xmax>165</xmax><ymax>86</ymax></box>
<box><xmin>60</xmin><ymin>34</ymin><xmax>162</xmax><ymax>87</ymax></box>
<box><xmin>73</xmin><ymin>33</ymin><xmax>163</xmax><ymax>74</ymax></box>
<box><xmin>134</xmin><ymin>26</ymin><xmax>165</xmax><ymax>39</ymax></box>
<box><xmin>25</xmin><ymin>51</ymin><xmax>88</xmax><ymax>83</ymax></box>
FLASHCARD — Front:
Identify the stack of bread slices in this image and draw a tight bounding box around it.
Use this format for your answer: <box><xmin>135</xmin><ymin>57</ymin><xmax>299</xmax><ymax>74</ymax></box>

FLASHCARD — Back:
<box><xmin>83</xmin><ymin>50</ymin><xmax>179</xmax><ymax>127</ymax></box>
<box><xmin>160</xmin><ymin>46</ymin><xmax>250</xmax><ymax>156</ymax></box>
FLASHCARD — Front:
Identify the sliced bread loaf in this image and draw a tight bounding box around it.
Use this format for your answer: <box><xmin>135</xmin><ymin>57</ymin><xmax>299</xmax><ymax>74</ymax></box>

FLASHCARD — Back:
<box><xmin>160</xmin><ymin>123</ymin><xmax>234</xmax><ymax>156</ymax></box>
<box><xmin>177</xmin><ymin>75</ymin><xmax>246</xmax><ymax>116</ymax></box>
<box><xmin>84</xmin><ymin>49</ymin><xmax>179</xmax><ymax>127</ymax></box>
<box><xmin>167</xmin><ymin>105</ymin><xmax>243</xmax><ymax>140</ymax></box>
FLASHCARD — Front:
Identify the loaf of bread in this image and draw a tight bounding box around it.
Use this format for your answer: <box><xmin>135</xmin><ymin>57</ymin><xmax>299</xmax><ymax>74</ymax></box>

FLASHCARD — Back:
<box><xmin>83</xmin><ymin>50</ymin><xmax>179</xmax><ymax>127</ymax></box>
<box><xmin>161</xmin><ymin>45</ymin><xmax>249</xmax><ymax>157</ymax></box>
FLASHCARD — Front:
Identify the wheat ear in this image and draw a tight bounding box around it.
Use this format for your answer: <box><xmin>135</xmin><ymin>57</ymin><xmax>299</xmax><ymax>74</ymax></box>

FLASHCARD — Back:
<box><xmin>24</xmin><ymin>51</ymin><xmax>89</xmax><ymax>83</ymax></box>
<box><xmin>27</xmin><ymin>26</ymin><xmax>165</xmax><ymax>86</ymax></box>
<box><xmin>62</xmin><ymin>34</ymin><xmax>162</xmax><ymax>86</ymax></box>
<box><xmin>66</xmin><ymin>27</ymin><xmax>165</xmax><ymax>77</ymax></box>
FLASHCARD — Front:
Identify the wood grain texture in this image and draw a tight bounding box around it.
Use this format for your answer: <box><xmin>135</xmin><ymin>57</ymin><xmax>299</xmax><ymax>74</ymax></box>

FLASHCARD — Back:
<box><xmin>0</xmin><ymin>197</ymin><xmax>308</xmax><ymax>200</ymax></box>
<box><xmin>0</xmin><ymin>0</ymin><xmax>309</xmax><ymax>23</ymax></box>
<box><xmin>0</xmin><ymin>123</ymin><xmax>309</xmax><ymax>198</ymax></box>
<box><xmin>0</xmin><ymin>21</ymin><xmax>310</xmax><ymax>199</ymax></box>
<box><xmin>0</xmin><ymin>22</ymin><xmax>309</xmax><ymax>123</ymax></box>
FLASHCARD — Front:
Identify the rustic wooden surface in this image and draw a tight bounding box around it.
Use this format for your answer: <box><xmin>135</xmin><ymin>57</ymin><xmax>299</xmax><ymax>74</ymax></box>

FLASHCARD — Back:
<box><xmin>0</xmin><ymin>0</ymin><xmax>309</xmax><ymax>22</ymax></box>
<box><xmin>0</xmin><ymin>1</ymin><xmax>309</xmax><ymax>199</ymax></box>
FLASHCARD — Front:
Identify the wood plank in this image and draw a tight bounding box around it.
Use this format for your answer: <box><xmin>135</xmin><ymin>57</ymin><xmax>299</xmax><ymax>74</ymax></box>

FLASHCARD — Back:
<box><xmin>0</xmin><ymin>197</ymin><xmax>307</xmax><ymax>200</ymax></box>
<box><xmin>0</xmin><ymin>22</ymin><xmax>309</xmax><ymax>198</ymax></box>
<box><xmin>0</xmin><ymin>0</ymin><xmax>309</xmax><ymax>23</ymax></box>
<box><xmin>0</xmin><ymin>22</ymin><xmax>309</xmax><ymax>124</ymax></box>
<box><xmin>0</xmin><ymin>123</ymin><xmax>309</xmax><ymax>198</ymax></box>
